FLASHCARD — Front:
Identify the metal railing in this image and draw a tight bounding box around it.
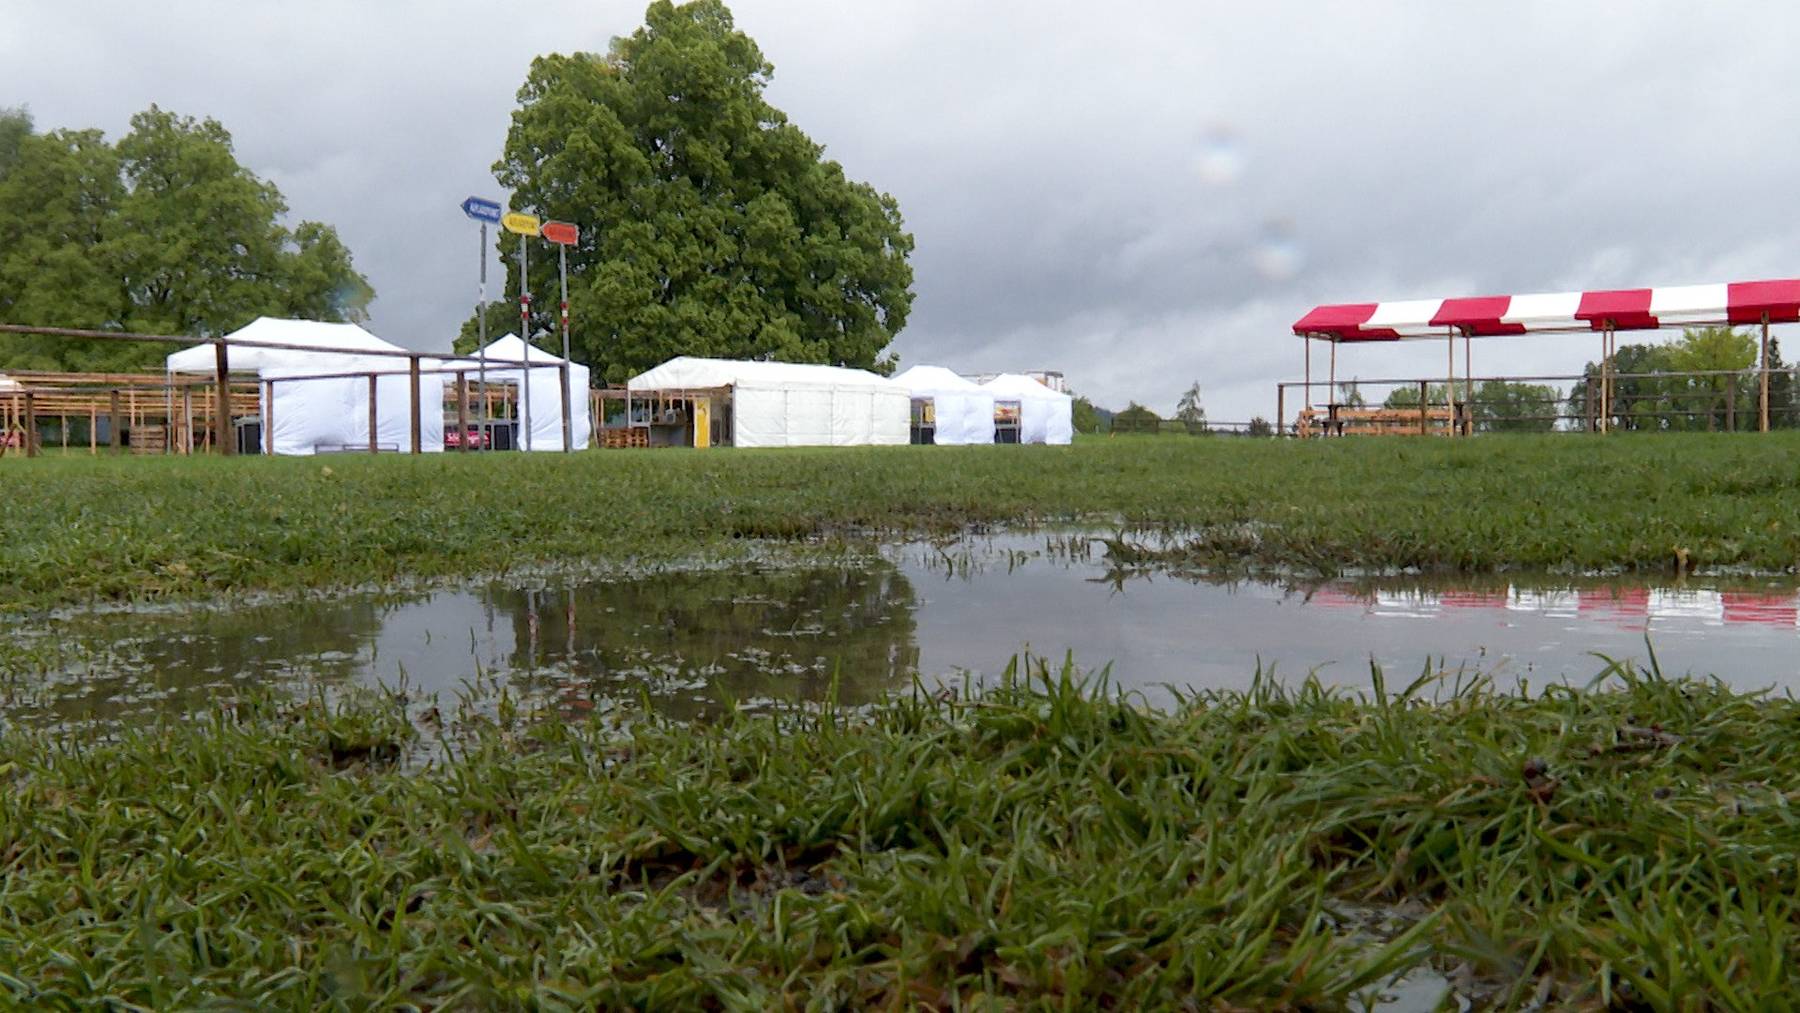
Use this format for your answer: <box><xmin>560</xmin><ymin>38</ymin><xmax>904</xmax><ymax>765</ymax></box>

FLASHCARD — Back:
<box><xmin>1273</xmin><ymin>369</ymin><xmax>1800</xmax><ymax>437</ymax></box>
<box><xmin>0</xmin><ymin>323</ymin><xmax>566</xmax><ymax>458</ymax></box>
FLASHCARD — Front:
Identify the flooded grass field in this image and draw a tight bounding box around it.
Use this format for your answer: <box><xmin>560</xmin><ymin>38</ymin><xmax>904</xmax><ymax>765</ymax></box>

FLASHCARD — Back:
<box><xmin>8</xmin><ymin>531</ymin><xmax>1797</xmax><ymax>730</ymax></box>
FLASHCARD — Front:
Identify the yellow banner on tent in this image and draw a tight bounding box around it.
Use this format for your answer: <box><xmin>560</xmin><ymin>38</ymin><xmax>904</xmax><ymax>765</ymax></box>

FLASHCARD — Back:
<box><xmin>501</xmin><ymin>212</ymin><xmax>541</xmax><ymax>236</ymax></box>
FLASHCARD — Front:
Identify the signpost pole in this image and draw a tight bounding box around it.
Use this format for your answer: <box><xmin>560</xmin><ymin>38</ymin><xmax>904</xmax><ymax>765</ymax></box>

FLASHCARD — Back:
<box><xmin>558</xmin><ymin>239</ymin><xmax>572</xmax><ymax>453</ymax></box>
<box><xmin>519</xmin><ymin>231</ymin><xmax>532</xmax><ymax>452</ymax></box>
<box><xmin>478</xmin><ymin>221</ymin><xmax>489</xmax><ymax>451</ymax></box>
<box><xmin>461</xmin><ymin>197</ymin><xmax>503</xmax><ymax>451</ymax></box>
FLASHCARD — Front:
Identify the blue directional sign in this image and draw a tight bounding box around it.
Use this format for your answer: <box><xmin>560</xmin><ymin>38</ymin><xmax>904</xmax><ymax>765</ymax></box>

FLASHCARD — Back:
<box><xmin>460</xmin><ymin>196</ymin><xmax>502</xmax><ymax>224</ymax></box>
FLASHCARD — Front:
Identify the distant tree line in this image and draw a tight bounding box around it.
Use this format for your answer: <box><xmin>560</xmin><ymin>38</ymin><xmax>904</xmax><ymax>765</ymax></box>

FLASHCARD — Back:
<box><xmin>0</xmin><ymin>105</ymin><xmax>372</xmax><ymax>372</ymax></box>
<box><xmin>1565</xmin><ymin>326</ymin><xmax>1796</xmax><ymax>431</ymax></box>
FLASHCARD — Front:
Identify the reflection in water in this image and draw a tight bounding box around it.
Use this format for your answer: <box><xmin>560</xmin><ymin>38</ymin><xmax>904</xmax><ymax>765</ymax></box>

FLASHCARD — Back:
<box><xmin>6</xmin><ymin>532</ymin><xmax>1800</xmax><ymax>730</ymax></box>
<box><xmin>8</xmin><ymin>563</ymin><xmax>919</xmax><ymax>728</ymax></box>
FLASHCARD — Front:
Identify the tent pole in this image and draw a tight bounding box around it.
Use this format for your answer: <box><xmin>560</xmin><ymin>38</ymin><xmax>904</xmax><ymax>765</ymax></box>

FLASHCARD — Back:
<box><xmin>109</xmin><ymin>390</ymin><xmax>122</xmax><ymax>452</ymax></box>
<box><xmin>1446</xmin><ymin>330</ymin><xmax>1456</xmax><ymax>437</ymax></box>
<box><xmin>1761</xmin><ymin>314</ymin><xmax>1771</xmax><ymax>433</ymax></box>
<box><xmin>263</xmin><ymin>381</ymin><xmax>274</xmax><ymax>455</ymax></box>
<box><xmin>1324</xmin><ymin>340</ymin><xmax>1339</xmax><ymax>431</ymax></box>
<box><xmin>368</xmin><ymin>374</ymin><xmax>379</xmax><ymax>454</ymax></box>
<box><xmin>1303</xmin><ymin>336</ymin><xmax>1311</xmax><ymax>413</ymax></box>
<box><xmin>1463</xmin><ymin>331</ymin><xmax>1473</xmax><ymax>436</ymax></box>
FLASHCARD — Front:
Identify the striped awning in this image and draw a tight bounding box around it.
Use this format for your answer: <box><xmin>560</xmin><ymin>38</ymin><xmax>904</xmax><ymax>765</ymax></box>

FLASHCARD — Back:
<box><xmin>1294</xmin><ymin>278</ymin><xmax>1800</xmax><ymax>341</ymax></box>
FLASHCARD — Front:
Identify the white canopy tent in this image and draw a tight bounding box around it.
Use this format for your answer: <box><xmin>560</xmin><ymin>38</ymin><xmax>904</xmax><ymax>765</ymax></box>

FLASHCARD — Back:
<box><xmin>165</xmin><ymin>317</ymin><xmax>452</xmax><ymax>455</ymax></box>
<box><xmin>628</xmin><ymin>357</ymin><xmax>909</xmax><ymax>448</ymax></box>
<box><xmin>982</xmin><ymin>373</ymin><xmax>1074</xmax><ymax>445</ymax></box>
<box><xmin>260</xmin><ymin>356</ymin><xmax>449</xmax><ymax>456</ymax></box>
<box><xmin>455</xmin><ymin>334</ymin><xmax>592</xmax><ymax>451</ymax></box>
<box><xmin>165</xmin><ymin>317</ymin><xmax>410</xmax><ymax>375</ymax></box>
<box><xmin>892</xmin><ymin>365</ymin><xmax>996</xmax><ymax>445</ymax></box>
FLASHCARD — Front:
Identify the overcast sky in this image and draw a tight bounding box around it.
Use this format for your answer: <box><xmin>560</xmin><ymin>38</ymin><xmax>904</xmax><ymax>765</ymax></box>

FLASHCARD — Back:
<box><xmin>6</xmin><ymin>1</ymin><xmax>1799</xmax><ymax>422</ymax></box>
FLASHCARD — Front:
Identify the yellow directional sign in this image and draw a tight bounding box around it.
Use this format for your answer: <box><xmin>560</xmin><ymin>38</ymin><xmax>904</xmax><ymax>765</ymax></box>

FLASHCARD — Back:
<box><xmin>501</xmin><ymin>212</ymin><xmax>541</xmax><ymax>236</ymax></box>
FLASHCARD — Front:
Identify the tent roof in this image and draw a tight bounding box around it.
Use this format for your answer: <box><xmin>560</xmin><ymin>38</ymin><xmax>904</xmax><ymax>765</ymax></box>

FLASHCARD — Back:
<box><xmin>165</xmin><ymin>317</ymin><xmax>409</xmax><ymax>373</ymax></box>
<box><xmin>893</xmin><ymin>365</ymin><xmax>990</xmax><ymax>395</ymax></box>
<box><xmin>1294</xmin><ymin>277</ymin><xmax>1800</xmax><ymax>342</ymax></box>
<box><xmin>628</xmin><ymin>356</ymin><xmax>903</xmax><ymax>392</ymax></box>
<box><xmin>983</xmin><ymin>372</ymin><xmax>1071</xmax><ymax>400</ymax></box>
<box><xmin>0</xmin><ymin>372</ymin><xmax>17</xmax><ymax>392</ymax></box>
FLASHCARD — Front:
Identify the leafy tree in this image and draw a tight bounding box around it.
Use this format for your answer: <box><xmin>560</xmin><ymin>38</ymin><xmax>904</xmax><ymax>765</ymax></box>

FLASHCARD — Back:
<box><xmin>0</xmin><ymin>106</ymin><xmax>30</xmax><ymax>178</ymax></box>
<box><xmin>0</xmin><ymin>106</ymin><xmax>372</xmax><ymax>372</ymax></box>
<box><xmin>1070</xmin><ymin>394</ymin><xmax>1104</xmax><ymax>434</ymax></box>
<box><xmin>1335</xmin><ymin>380</ymin><xmax>1366</xmax><ymax>408</ymax></box>
<box><xmin>1113</xmin><ymin>401</ymin><xmax>1161</xmax><ymax>434</ymax></box>
<box><xmin>1174</xmin><ymin>380</ymin><xmax>1207</xmax><ymax>429</ymax></box>
<box><xmin>484</xmin><ymin>0</ymin><xmax>913</xmax><ymax>383</ymax></box>
<box><xmin>1246</xmin><ymin>416</ymin><xmax>1273</xmax><ymax>437</ymax></box>
<box><xmin>1470</xmin><ymin>380</ymin><xmax>1560</xmax><ymax>432</ymax></box>
<box><xmin>1382</xmin><ymin>383</ymin><xmax>1451</xmax><ymax>409</ymax></box>
<box><xmin>1769</xmin><ymin>337</ymin><xmax>1796</xmax><ymax>429</ymax></box>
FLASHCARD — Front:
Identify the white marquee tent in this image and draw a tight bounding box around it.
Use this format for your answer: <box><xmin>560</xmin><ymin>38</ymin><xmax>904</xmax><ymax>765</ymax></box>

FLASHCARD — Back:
<box><xmin>165</xmin><ymin>317</ymin><xmax>409</xmax><ymax>375</ymax></box>
<box><xmin>457</xmin><ymin>334</ymin><xmax>593</xmax><ymax>451</ymax></box>
<box><xmin>166</xmin><ymin>317</ymin><xmax>451</xmax><ymax>456</ymax></box>
<box><xmin>892</xmin><ymin>365</ymin><xmax>996</xmax><ymax>445</ymax></box>
<box><xmin>982</xmin><ymin>373</ymin><xmax>1074</xmax><ymax>445</ymax></box>
<box><xmin>628</xmin><ymin>357</ymin><xmax>909</xmax><ymax>448</ymax></box>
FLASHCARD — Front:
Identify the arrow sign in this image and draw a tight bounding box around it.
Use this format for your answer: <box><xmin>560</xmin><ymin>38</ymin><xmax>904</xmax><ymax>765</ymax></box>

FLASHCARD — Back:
<box><xmin>502</xmin><ymin>212</ymin><xmax>541</xmax><ymax>236</ymax></box>
<box><xmin>460</xmin><ymin>196</ymin><xmax>502</xmax><ymax>224</ymax></box>
<box><xmin>541</xmin><ymin>220</ymin><xmax>579</xmax><ymax>245</ymax></box>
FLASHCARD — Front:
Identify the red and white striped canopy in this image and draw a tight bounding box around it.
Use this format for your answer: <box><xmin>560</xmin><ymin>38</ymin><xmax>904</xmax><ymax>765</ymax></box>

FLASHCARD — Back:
<box><xmin>1293</xmin><ymin>278</ymin><xmax>1800</xmax><ymax>342</ymax></box>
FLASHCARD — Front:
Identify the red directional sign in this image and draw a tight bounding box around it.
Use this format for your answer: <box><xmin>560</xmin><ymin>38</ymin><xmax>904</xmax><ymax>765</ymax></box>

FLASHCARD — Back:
<box><xmin>541</xmin><ymin>220</ymin><xmax>579</xmax><ymax>245</ymax></box>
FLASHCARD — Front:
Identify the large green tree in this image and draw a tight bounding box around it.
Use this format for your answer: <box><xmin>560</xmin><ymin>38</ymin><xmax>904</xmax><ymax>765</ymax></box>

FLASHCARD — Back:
<box><xmin>0</xmin><ymin>106</ymin><xmax>372</xmax><ymax>371</ymax></box>
<box><xmin>470</xmin><ymin>0</ymin><xmax>914</xmax><ymax>382</ymax></box>
<box><xmin>1567</xmin><ymin>327</ymin><xmax>1762</xmax><ymax>432</ymax></box>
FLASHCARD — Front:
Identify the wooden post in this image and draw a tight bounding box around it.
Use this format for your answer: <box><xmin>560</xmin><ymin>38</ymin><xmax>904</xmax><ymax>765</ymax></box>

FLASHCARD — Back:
<box><xmin>88</xmin><ymin>406</ymin><xmax>97</xmax><ymax>455</ymax></box>
<box><xmin>264</xmin><ymin>380</ymin><xmax>275</xmax><ymax>455</ymax></box>
<box><xmin>214</xmin><ymin>340</ymin><xmax>233</xmax><ymax>456</ymax></box>
<box><xmin>21</xmin><ymin>391</ymin><xmax>35</xmax><ymax>458</ymax></box>
<box><xmin>60</xmin><ymin>414</ymin><xmax>68</xmax><ymax>451</ymax></box>
<box><xmin>1276</xmin><ymin>384</ymin><xmax>1284</xmax><ymax>438</ymax></box>
<box><xmin>1419</xmin><ymin>379</ymin><xmax>1428</xmax><ymax>435</ymax></box>
<box><xmin>368</xmin><ymin>373</ymin><xmax>380</xmax><ymax>454</ymax></box>
<box><xmin>109</xmin><ymin>390</ymin><xmax>122</xmax><ymax>451</ymax></box>
<box><xmin>181</xmin><ymin>386</ymin><xmax>193</xmax><ymax>455</ymax></box>
<box><xmin>1761</xmin><ymin>315</ymin><xmax>1771</xmax><ymax>433</ymax></box>
<box><xmin>408</xmin><ymin>355</ymin><xmax>422</xmax><ymax>454</ymax></box>
<box><xmin>455</xmin><ymin>371</ymin><xmax>469</xmax><ymax>452</ymax></box>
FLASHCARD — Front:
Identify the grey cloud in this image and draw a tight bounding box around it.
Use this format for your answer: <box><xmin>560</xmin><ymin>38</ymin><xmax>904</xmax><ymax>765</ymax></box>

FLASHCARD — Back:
<box><xmin>6</xmin><ymin>0</ymin><xmax>1800</xmax><ymax>423</ymax></box>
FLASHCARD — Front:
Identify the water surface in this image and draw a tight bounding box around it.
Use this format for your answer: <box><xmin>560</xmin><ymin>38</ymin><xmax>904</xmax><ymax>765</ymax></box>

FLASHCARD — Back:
<box><xmin>7</xmin><ymin>532</ymin><xmax>1798</xmax><ymax>727</ymax></box>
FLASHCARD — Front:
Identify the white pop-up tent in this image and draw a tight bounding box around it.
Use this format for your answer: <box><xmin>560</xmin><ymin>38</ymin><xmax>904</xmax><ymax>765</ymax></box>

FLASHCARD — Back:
<box><xmin>628</xmin><ymin>357</ymin><xmax>909</xmax><ymax>448</ymax></box>
<box><xmin>165</xmin><ymin>317</ymin><xmax>409</xmax><ymax>375</ymax></box>
<box><xmin>458</xmin><ymin>334</ymin><xmax>592</xmax><ymax>451</ymax></box>
<box><xmin>892</xmin><ymin>365</ymin><xmax>996</xmax><ymax>445</ymax></box>
<box><xmin>167</xmin><ymin>317</ymin><xmax>450</xmax><ymax>455</ymax></box>
<box><xmin>260</xmin><ymin>356</ymin><xmax>449</xmax><ymax>455</ymax></box>
<box><xmin>982</xmin><ymin>372</ymin><xmax>1074</xmax><ymax>445</ymax></box>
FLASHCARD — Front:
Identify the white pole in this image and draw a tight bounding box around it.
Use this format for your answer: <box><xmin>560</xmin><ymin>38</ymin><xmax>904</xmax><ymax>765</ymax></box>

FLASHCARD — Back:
<box><xmin>519</xmin><ymin>232</ymin><xmax>532</xmax><ymax>452</ymax></box>
<box><xmin>477</xmin><ymin>221</ymin><xmax>488</xmax><ymax>451</ymax></box>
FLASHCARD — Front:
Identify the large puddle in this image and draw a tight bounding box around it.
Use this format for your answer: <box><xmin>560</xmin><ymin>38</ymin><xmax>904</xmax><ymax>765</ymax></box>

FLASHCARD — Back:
<box><xmin>6</xmin><ymin>532</ymin><xmax>1799</xmax><ymax>727</ymax></box>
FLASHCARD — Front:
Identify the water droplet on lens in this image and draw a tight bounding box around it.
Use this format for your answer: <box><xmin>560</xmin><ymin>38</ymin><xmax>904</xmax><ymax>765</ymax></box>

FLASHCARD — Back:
<box><xmin>1251</xmin><ymin>220</ymin><xmax>1304</xmax><ymax>281</ymax></box>
<box><xmin>1194</xmin><ymin>125</ymin><xmax>1245</xmax><ymax>186</ymax></box>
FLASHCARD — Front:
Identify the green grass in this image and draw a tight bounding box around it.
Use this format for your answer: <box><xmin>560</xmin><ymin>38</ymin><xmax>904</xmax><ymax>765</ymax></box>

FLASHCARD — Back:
<box><xmin>4</xmin><ymin>433</ymin><xmax>1800</xmax><ymax>610</ymax></box>
<box><xmin>2</xmin><ymin>659</ymin><xmax>1796</xmax><ymax>1007</ymax></box>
